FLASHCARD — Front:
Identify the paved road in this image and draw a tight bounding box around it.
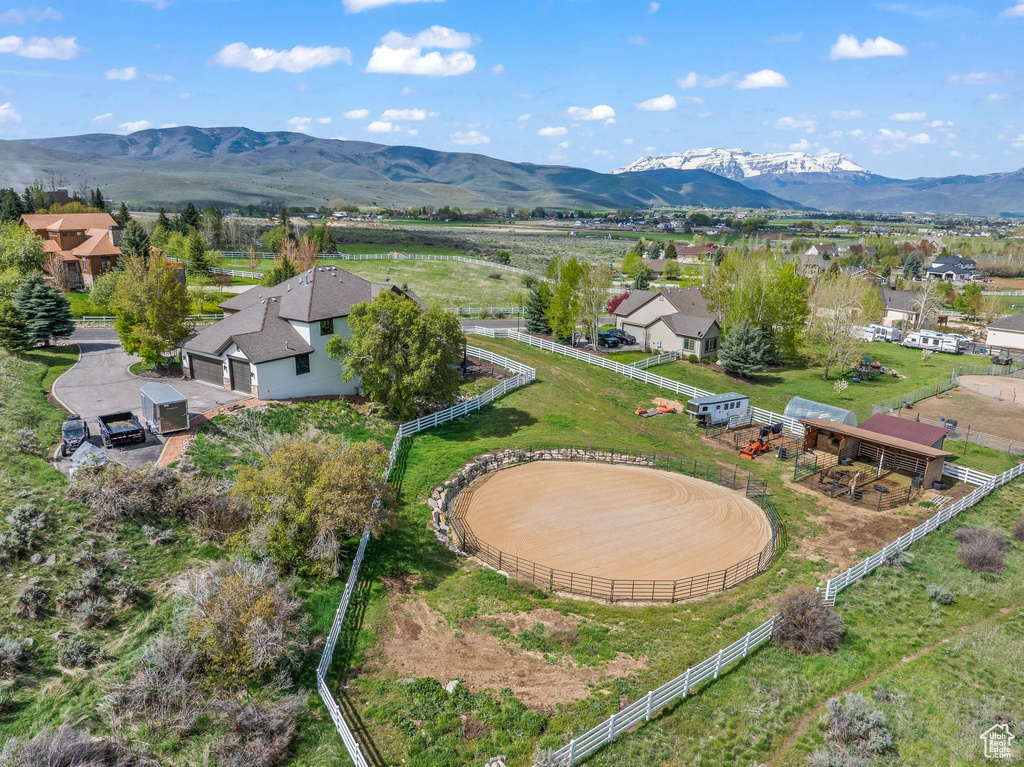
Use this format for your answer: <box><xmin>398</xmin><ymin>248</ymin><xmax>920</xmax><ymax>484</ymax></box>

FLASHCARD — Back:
<box><xmin>54</xmin><ymin>329</ymin><xmax>246</xmax><ymax>468</ymax></box>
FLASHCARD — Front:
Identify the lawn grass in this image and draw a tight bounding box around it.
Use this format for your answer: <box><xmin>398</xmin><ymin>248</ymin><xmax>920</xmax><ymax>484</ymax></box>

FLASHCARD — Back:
<box><xmin>648</xmin><ymin>343</ymin><xmax>970</xmax><ymax>421</ymax></box>
<box><xmin>65</xmin><ymin>289</ymin><xmax>102</xmax><ymax>317</ymax></box>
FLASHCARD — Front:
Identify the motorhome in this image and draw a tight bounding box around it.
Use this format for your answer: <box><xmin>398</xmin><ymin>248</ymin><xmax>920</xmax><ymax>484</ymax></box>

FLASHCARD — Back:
<box><xmin>868</xmin><ymin>323</ymin><xmax>902</xmax><ymax>343</ymax></box>
<box><xmin>901</xmin><ymin>329</ymin><xmax>964</xmax><ymax>354</ymax></box>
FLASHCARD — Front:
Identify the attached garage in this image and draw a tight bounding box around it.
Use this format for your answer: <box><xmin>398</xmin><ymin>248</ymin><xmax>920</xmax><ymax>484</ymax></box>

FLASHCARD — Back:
<box><xmin>228</xmin><ymin>357</ymin><xmax>252</xmax><ymax>394</ymax></box>
<box><xmin>189</xmin><ymin>354</ymin><xmax>223</xmax><ymax>387</ymax></box>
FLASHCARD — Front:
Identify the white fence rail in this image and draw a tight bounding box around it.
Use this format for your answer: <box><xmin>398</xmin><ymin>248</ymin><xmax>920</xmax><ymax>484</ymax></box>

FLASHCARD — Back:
<box><xmin>443</xmin><ymin>306</ymin><xmax>525</xmax><ymax>317</ymax></box>
<box><xmin>210</xmin><ymin>266</ymin><xmax>263</xmax><ymax>279</ymax></box>
<box><xmin>625</xmin><ymin>350</ymin><xmax>681</xmax><ymax>369</ymax></box>
<box><xmin>317</xmin><ymin>345</ymin><xmax>536</xmax><ymax>767</ymax></box>
<box><xmin>983</xmin><ymin>289</ymin><xmax>1024</xmax><ymax>296</ymax></box>
<box><xmin>74</xmin><ymin>314</ymin><xmax>220</xmax><ymax>326</ymax></box>
<box><xmin>941</xmin><ymin>462</ymin><xmax>995</xmax><ymax>486</ymax></box>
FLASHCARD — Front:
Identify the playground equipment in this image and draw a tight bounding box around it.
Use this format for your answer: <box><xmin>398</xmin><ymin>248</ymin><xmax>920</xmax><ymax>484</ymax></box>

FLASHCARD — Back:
<box><xmin>740</xmin><ymin>423</ymin><xmax>784</xmax><ymax>460</ymax></box>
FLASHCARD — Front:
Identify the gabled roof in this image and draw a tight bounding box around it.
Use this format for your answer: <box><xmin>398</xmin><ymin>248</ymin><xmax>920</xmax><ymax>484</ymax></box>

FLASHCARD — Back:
<box><xmin>219</xmin><ymin>265</ymin><xmax>423</xmax><ymax>323</ymax></box>
<box><xmin>987</xmin><ymin>313</ymin><xmax>1024</xmax><ymax>332</ymax></box>
<box><xmin>613</xmin><ymin>286</ymin><xmax>716</xmax><ymax>319</ymax></box>
<box><xmin>800</xmin><ymin>418</ymin><xmax>954</xmax><ymax>459</ymax></box>
<box><xmin>72</xmin><ymin>229</ymin><xmax>120</xmax><ymax>257</ymax></box>
<box><xmin>879</xmin><ymin>286</ymin><xmax>920</xmax><ymax>313</ymax></box>
<box><xmin>19</xmin><ymin>213</ymin><xmax>118</xmax><ymax>231</ymax></box>
<box><xmin>925</xmin><ymin>263</ymin><xmax>974</xmax><ymax>275</ymax></box>
<box><xmin>184</xmin><ymin>298</ymin><xmax>313</xmax><ymax>364</ymax></box>
<box><xmin>653</xmin><ymin>312</ymin><xmax>718</xmax><ymax>339</ymax></box>
<box><xmin>859</xmin><ymin>413</ymin><xmax>948</xmax><ymax>447</ymax></box>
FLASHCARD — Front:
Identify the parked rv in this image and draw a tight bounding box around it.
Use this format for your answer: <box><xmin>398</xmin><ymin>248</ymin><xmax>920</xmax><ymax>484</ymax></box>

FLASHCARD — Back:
<box><xmin>868</xmin><ymin>324</ymin><xmax>902</xmax><ymax>343</ymax></box>
<box><xmin>901</xmin><ymin>329</ymin><xmax>964</xmax><ymax>354</ymax></box>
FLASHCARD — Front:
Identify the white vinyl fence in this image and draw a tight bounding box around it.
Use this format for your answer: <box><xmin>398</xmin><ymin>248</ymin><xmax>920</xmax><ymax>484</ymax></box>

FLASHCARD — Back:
<box><xmin>940</xmin><ymin>462</ymin><xmax>995</xmax><ymax>486</ymax></box>
<box><xmin>317</xmin><ymin>345</ymin><xmax>536</xmax><ymax>767</ymax></box>
<box><xmin>210</xmin><ymin>266</ymin><xmax>263</xmax><ymax>279</ymax></box>
<box><xmin>74</xmin><ymin>314</ymin><xmax>220</xmax><ymax>326</ymax></box>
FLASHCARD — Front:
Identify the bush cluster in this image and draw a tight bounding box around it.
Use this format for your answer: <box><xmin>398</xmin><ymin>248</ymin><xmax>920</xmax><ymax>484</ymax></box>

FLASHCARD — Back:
<box><xmin>1012</xmin><ymin>516</ymin><xmax>1024</xmax><ymax>542</ymax></box>
<box><xmin>773</xmin><ymin>587</ymin><xmax>844</xmax><ymax>655</ymax></box>
<box><xmin>927</xmin><ymin>584</ymin><xmax>955</xmax><ymax>605</ymax></box>
<box><xmin>13</xmin><ymin>579</ymin><xmax>50</xmax><ymax>619</ymax></box>
<box><xmin>955</xmin><ymin>527</ymin><xmax>1009</xmax><ymax>573</ymax></box>
<box><xmin>0</xmin><ymin>723</ymin><xmax>154</xmax><ymax>767</ymax></box>
<box><xmin>212</xmin><ymin>695</ymin><xmax>306</xmax><ymax>767</ymax></box>
<box><xmin>0</xmin><ymin>502</ymin><xmax>47</xmax><ymax>563</ymax></box>
<box><xmin>107</xmin><ymin>636</ymin><xmax>205</xmax><ymax>734</ymax></box>
<box><xmin>808</xmin><ymin>692</ymin><xmax>893</xmax><ymax>766</ymax></box>
<box><xmin>57</xmin><ymin>634</ymin><xmax>101</xmax><ymax>668</ymax></box>
<box><xmin>0</xmin><ymin>636</ymin><xmax>28</xmax><ymax>676</ymax></box>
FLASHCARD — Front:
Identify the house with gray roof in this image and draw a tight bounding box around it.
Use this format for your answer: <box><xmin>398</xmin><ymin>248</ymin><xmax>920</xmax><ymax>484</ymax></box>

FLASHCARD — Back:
<box><xmin>612</xmin><ymin>287</ymin><xmax>720</xmax><ymax>358</ymax></box>
<box><xmin>878</xmin><ymin>286</ymin><xmax>921</xmax><ymax>328</ymax></box>
<box><xmin>181</xmin><ymin>265</ymin><xmax>422</xmax><ymax>399</ymax></box>
<box><xmin>925</xmin><ymin>254</ymin><xmax>977</xmax><ymax>282</ymax></box>
<box><xmin>985</xmin><ymin>313</ymin><xmax>1024</xmax><ymax>352</ymax></box>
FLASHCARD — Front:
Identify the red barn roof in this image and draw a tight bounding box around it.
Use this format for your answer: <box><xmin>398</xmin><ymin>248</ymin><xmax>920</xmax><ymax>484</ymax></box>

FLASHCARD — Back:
<box><xmin>858</xmin><ymin>413</ymin><xmax>949</xmax><ymax>449</ymax></box>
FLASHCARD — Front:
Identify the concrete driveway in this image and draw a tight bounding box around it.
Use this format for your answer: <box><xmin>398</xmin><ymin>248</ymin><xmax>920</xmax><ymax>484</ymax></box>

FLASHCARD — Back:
<box><xmin>54</xmin><ymin>329</ymin><xmax>246</xmax><ymax>468</ymax></box>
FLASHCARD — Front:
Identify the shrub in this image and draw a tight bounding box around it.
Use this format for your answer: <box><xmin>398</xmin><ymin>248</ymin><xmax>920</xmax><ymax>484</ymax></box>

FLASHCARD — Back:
<box><xmin>13</xmin><ymin>579</ymin><xmax>50</xmax><ymax>619</ymax></box>
<box><xmin>212</xmin><ymin>695</ymin><xmax>306</xmax><ymax>767</ymax></box>
<box><xmin>927</xmin><ymin>584</ymin><xmax>955</xmax><ymax>605</ymax></box>
<box><xmin>109</xmin><ymin>576</ymin><xmax>143</xmax><ymax>610</ymax></box>
<box><xmin>15</xmin><ymin>427</ymin><xmax>39</xmax><ymax>455</ymax></box>
<box><xmin>1012</xmin><ymin>517</ymin><xmax>1024</xmax><ymax>542</ymax></box>
<box><xmin>807</xmin><ymin>750</ymin><xmax>871</xmax><ymax>767</ymax></box>
<box><xmin>823</xmin><ymin>693</ymin><xmax>893</xmax><ymax>756</ymax></box>
<box><xmin>177</xmin><ymin>558</ymin><xmax>305</xmax><ymax>677</ymax></box>
<box><xmin>0</xmin><ymin>636</ymin><xmax>27</xmax><ymax>676</ymax></box>
<box><xmin>955</xmin><ymin>527</ymin><xmax>1008</xmax><ymax>573</ymax></box>
<box><xmin>107</xmin><ymin>636</ymin><xmax>204</xmax><ymax>733</ymax></box>
<box><xmin>0</xmin><ymin>723</ymin><xmax>154</xmax><ymax>767</ymax></box>
<box><xmin>71</xmin><ymin>597</ymin><xmax>109</xmax><ymax>628</ymax></box>
<box><xmin>687</xmin><ymin>353</ymin><xmax>699</xmax><ymax>364</ymax></box>
<box><xmin>68</xmin><ymin>465</ymin><xmax>177</xmax><ymax>524</ymax></box>
<box><xmin>487</xmin><ymin>272</ymin><xmax>503</xmax><ymax>280</ymax></box>
<box><xmin>534</xmin><ymin>748</ymin><xmax>569</xmax><ymax>767</ymax></box>
<box><xmin>58</xmin><ymin>635</ymin><xmax>101</xmax><ymax>668</ymax></box>
<box><xmin>773</xmin><ymin>587</ymin><xmax>844</xmax><ymax>655</ymax></box>
<box><xmin>0</xmin><ymin>503</ymin><xmax>47</xmax><ymax>562</ymax></box>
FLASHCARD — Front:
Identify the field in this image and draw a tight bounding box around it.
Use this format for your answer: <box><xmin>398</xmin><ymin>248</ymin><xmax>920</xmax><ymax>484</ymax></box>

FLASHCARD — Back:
<box><xmin>2</xmin><ymin>334</ymin><xmax>1021</xmax><ymax>766</ymax></box>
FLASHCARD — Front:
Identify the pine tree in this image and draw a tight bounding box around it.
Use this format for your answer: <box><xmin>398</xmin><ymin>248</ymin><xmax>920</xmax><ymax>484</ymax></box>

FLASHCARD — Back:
<box><xmin>93</xmin><ymin>188</ymin><xmax>106</xmax><ymax>211</ymax></box>
<box><xmin>261</xmin><ymin>255</ymin><xmax>298</xmax><ymax>287</ymax></box>
<box><xmin>717</xmin><ymin>319</ymin><xmax>773</xmax><ymax>377</ymax></box>
<box><xmin>185</xmin><ymin>230</ymin><xmax>210</xmax><ymax>274</ymax></box>
<box><xmin>0</xmin><ymin>302</ymin><xmax>32</xmax><ymax>353</ymax></box>
<box><xmin>664</xmin><ymin>240</ymin><xmax>677</xmax><ymax>259</ymax></box>
<box><xmin>179</xmin><ymin>202</ymin><xmax>200</xmax><ymax>231</ymax></box>
<box><xmin>119</xmin><ymin>218</ymin><xmax>151</xmax><ymax>264</ymax></box>
<box><xmin>115</xmin><ymin>200</ymin><xmax>131</xmax><ymax>226</ymax></box>
<box><xmin>279</xmin><ymin>205</ymin><xmax>290</xmax><ymax>238</ymax></box>
<box><xmin>0</xmin><ymin>188</ymin><xmax>24</xmax><ymax>223</ymax></box>
<box><xmin>631</xmin><ymin>264</ymin><xmax>651</xmax><ymax>290</ymax></box>
<box><xmin>11</xmin><ymin>274</ymin><xmax>75</xmax><ymax>347</ymax></box>
<box><xmin>524</xmin><ymin>284</ymin><xmax>551</xmax><ymax>335</ymax></box>
<box><xmin>902</xmin><ymin>253</ymin><xmax>921</xmax><ymax>278</ymax></box>
<box><xmin>155</xmin><ymin>207</ymin><xmax>171</xmax><ymax>230</ymax></box>
<box><xmin>21</xmin><ymin>187</ymin><xmax>37</xmax><ymax>214</ymax></box>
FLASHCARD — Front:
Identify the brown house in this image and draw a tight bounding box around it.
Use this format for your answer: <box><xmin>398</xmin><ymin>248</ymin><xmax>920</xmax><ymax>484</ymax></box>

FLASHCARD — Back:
<box><xmin>20</xmin><ymin>213</ymin><xmax>121</xmax><ymax>290</ymax></box>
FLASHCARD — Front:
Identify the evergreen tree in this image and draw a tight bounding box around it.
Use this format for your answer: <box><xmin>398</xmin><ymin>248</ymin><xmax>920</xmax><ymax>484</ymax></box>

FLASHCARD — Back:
<box><xmin>88</xmin><ymin>188</ymin><xmax>99</xmax><ymax>208</ymax></box>
<box><xmin>279</xmin><ymin>205</ymin><xmax>290</xmax><ymax>238</ymax></box>
<box><xmin>185</xmin><ymin>230</ymin><xmax>210</xmax><ymax>274</ymax></box>
<box><xmin>93</xmin><ymin>188</ymin><xmax>107</xmax><ymax>211</ymax></box>
<box><xmin>155</xmin><ymin>207</ymin><xmax>171</xmax><ymax>230</ymax></box>
<box><xmin>21</xmin><ymin>187</ymin><xmax>37</xmax><ymax>214</ymax></box>
<box><xmin>0</xmin><ymin>301</ymin><xmax>32</xmax><ymax>353</ymax></box>
<box><xmin>664</xmin><ymin>240</ymin><xmax>677</xmax><ymax>259</ymax></box>
<box><xmin>115</xmin><ymin>200</ymin><xmax>131</xmax><ymax>226</ymax></box>
<box><xmin>261</xmin><ymin>255</ymin><xmax>298</xmax><ymax>287</ymax></box>
<box><xmin>524</xmin><ymin>284</ymin><xmax>551</xmax><ymax>334</ymax></box>
<box><xmin>11</xmin><ymin>274</ymin><xmax>75</xmax><ymax>347</ymax></box>
<box><xmin>178</xmin><ymin>202</ymin><xmax>200</xmax><ymax>231</ymax></box>
<box><xmin>717</xmin><ymin>319</ymin><xmax>773</xmax><ymax>377</ymax></box>
<box><xmin>902</xmin><ymin>253</ymin><xmax>921</xmax><ymax>278</ymax></box>
<box><xmin>631</xmin><ymin>264</ymin><xmax>652</xmax><ymax>290</ymax></box>
<box><xmin>119</xmin><ymin>218</ymin><xmax>151</xmax><ymax>264</ymax></box>
<box><xmin>0</xmin><ymin>188</ymin><xmax>24</xmax><ymax>223</ymax></box>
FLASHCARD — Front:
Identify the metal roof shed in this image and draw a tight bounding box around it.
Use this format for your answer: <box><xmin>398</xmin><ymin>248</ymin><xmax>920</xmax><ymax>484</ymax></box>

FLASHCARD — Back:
<box><xmin>140</xmin><ymin>383</ymin><xmax>190</xmax><ymax>435</ymax></box>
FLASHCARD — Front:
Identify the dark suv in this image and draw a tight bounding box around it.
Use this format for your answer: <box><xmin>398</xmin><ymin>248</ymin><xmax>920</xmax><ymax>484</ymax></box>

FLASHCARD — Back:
<box><xmin>597</xmin><ymin>331</ymin><xmax>620</xmax><ymax>348</ymax></box>
<box><xmin>61</xmin><ymin>414</ymin><xmax>90</xmax><ymax>456</ymax></box>
<box><xmin>607</xmin><ymin>328</ymin><xmax>636</xmax><ymax>345</ymax></box>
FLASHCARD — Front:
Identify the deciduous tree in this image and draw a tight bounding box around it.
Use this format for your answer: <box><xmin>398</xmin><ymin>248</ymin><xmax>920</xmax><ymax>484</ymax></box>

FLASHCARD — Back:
<box><xmin>111</xmin><ymin>255</ymin><xmax>191</xmax><ymax>366</ymax></box>
<box><xmin>545</xmin><ymin>255</ymin><xmax>585</xmax><ymax>343</ymax></box>
<box><xmin>806</xmin><ymin>271</ymin><xmax>883</xmax><ymax>380</ymax></box>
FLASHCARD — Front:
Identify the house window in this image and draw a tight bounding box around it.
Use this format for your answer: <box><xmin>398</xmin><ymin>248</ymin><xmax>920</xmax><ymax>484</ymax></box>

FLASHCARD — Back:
<box><xmin>295</xmin><ymin>354</ymin><xmax>311</xmax><ymax>375</ymax></box>
<box><xmin>706</xmin><ymin>337</ymin><xmax>718</xmax><ymax>352</ymax></box>
<box><xmin>319</xmin><ymin>318</ymin><xmax>334</xmax><ymax>336</ymax></box>
<box><xmin>683</xmin><ymin>338</ymin><xmax>695</xmax><ymax>352</ymax></box>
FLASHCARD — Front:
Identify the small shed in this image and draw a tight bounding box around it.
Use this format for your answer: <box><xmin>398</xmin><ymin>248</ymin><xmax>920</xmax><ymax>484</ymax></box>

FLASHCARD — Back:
<box><xmin>686</xmin><ymin>392</ymin><xmax>749</xmax><ymax>426</ymax></box>
<box><xmin>140</xmin><ymin>383</ymin><xmax>190</xmax><ymax>435</ymax></box>
<box><xmin>859</xmin><ymin>413</ymin><xmax>948</xmax><ymax>450</ymax></box>
<box><xmin>69</xmin><ymin>441</ymin><xmax>109</xmax><ymax>476</ymax></box>
<box><xmin>784</xmin><ymin>397</ymin><xmax>857</xmax><ymax>427</ymax></box>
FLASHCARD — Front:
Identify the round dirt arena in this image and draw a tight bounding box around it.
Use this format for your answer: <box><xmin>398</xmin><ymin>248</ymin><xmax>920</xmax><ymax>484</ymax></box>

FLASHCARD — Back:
<box><xmin>459</xmin><ymin>462</ymin><xmax>772</xmax><ymax>582</ymax></box>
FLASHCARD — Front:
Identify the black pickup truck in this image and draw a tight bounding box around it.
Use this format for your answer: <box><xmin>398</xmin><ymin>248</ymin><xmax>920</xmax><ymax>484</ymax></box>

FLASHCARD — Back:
<box><xmin>97</xmin><ymin>412</ymin><xmax>146</xmax><ymax>448</ymax></box>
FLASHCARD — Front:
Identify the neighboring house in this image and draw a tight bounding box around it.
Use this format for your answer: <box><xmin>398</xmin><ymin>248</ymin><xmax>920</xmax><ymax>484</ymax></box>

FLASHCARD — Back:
<box><xmin>805</xmin><ymin>243</ymin><xmax>838</xmax><ymax>259</ymax></box>
<box><xmin>676</xmin><ymin>243</ymin><xmax>717</xmax><ymax>260</ymax></box>
<box><xmin>839</xmin><ymin>265</ymin><xmax>883</xmax><ymax>285</ymax></box>
<box><xmin>985</xmin><ymin>313</ymin><xmax>1024</xmax><ymax>352</ymax></box>
<box><xmin>878</xmin><ymin>286</ymin><xmax>921</xmax><ymax>327</ymax></box>
<box><xmin>19</xmin><ymin>212</ymin><xmax>121</xmax><ymax>289</ymax></box>
<box><xmin>180</xmin><ymin>265</ymin><xmax>422</xmax><ymax>400</ymax></box>
<box><xmin>924</xmin><ymin>254</ymin><xmax>977</xmax><ymax>282</ymax></box>
<box><xmin>612</xmin><ymin>287</ymin><xmax>720</xmax><ymax>357</ymax></box>
<box><xmin>796</xmin><ymin>250</ymin><xmax>829</xmax><ymax>277</ymax></box>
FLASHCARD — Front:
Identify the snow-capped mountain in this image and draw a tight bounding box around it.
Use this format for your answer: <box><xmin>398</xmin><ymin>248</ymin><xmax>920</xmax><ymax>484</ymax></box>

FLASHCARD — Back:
<box><xmin>614</xmin><ymin>147</ymin><xmax>869</xmax><ymax>180</ymax></box>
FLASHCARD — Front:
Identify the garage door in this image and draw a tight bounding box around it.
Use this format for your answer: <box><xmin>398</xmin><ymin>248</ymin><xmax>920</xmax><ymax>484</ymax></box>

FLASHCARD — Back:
<box><xmin>229</xmin><ymin>358</ymin><xmax>252</xmax><ymax>394</ymax></box>
<box><xmin>190</xmin><ymin>354</ymin><xmax>223</xmax><ymax>386</ymax></box>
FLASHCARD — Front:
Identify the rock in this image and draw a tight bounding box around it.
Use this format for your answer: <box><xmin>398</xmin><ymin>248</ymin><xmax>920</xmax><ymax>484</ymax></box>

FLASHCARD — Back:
<box><xmin>29</xmin><ymin>553</ymin><xmax>42</xmax><ymax>564</ymax></box>
<box><xmin>444</xmin><ymin>679</ymin><xmax>461</xmax><ymax>694</ymax></box>
<box><xmin>44</xmin><ymin>554</ymin><xmax>56</xmax><ymax>566</ymax></box>
<box><xmin>397</xmin><ymin>677</ymin><xmax>415</xmax><ymax>687</ymax></box>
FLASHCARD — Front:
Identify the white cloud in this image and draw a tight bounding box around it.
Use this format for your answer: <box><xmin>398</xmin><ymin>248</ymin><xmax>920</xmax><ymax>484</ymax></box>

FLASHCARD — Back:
<box><xmin>789</xmin><ymin>138</ymin><xmax>818</xmax><ymax>152</ymax></box>
<box><xmin>626</xmin><ymin>35</ymin><xmax>646</xmax><ymax>46</ymax></box>
<box><xmin>622</xmin><ymin>137</ymin><xmax>634</xmax><ymax>145</ymax></box>
<box><xmin>593</xmin><ymin>149</ymin><xmax>611</xmax><ymax>156</ymax></box>
<box><xmin>643</xmin><ymin>145</ymin><xmax>655</xmax><ymax>153</ymax></box>
<box><xmin>567</xmin><ymin>104</ymin><xmax>615</xmax><ymax>122</ymax></box>
<box><xmin>343</xmin><ymin>0</ymin><xmax>441</xmax><ymax>12</ymax></box>
<box><xmin>558</xmin><ymin>140</ymin><xmax>569</xmax><ymax>148</ymax></box>
<box><xmin>828</xmin><ymin>130</ymin><xmax>844</xmax><ymax>138</ymax></box>
<box><xmin>649</xmin><ymin>1</ymin><xmax>659</xmax><ymax>12</ymax></box>
<box><xmin>317</xmin><ymin>117</ymin><xmax>332</xmax><ymax>124</ymax></box>
<box><xmin>366</xmin><ymin>120</ymin><xmax>399</xmax><ymax>133</ymax></box>
<box><xmin>381</xmin><ymin>25</ymin><xmax>475</xmax><ymax>49</ymax></box>
<box><xmin>676</xmin><ymin>71</ymin><xmax>733</xmax><ymax>89</ymax></box>
<box><xmin>890</xmin><ymin>111</ymin><xmax>927</xmax><ymax>121</ymax></box>
<box><xmin>829</xmin><ymin>34</ymin><xmax>908</xmax><ymax>60</ymax></box>
<box><xmin>765</xmin><ymin>31</ymin><xmax>803</xmax><ymax>44</ymax></box>
<box><xmin>0</xmin><ymin>101</ymin><xmax>22</xmax><ymax>125</ymax></box>
<box><xmin>0</xmin><ymin>7</ymin><xmax>62</xmax><ymax>23</ymax></box>
<box><xmin>830</xmin><ymin>109</ymin><xmax>864</xmax><ymax>119</ymax></box>
<box><xmin>406</xmin><ymin>128</ymin><xmax>418</xmax><ymax>136</ymax></box>
<box><xmin>736</xmin><ymin>69</ymin><xmax>789</xmax><ymax>89</ymax></box>
<box><xmin>986</xmin><ymin>92</ymin><xmax>1010</xmax><ymax>102</ymax></box>
<box><xmin>635</xmin><ymin>93</ymin><xmax>677</xmax><ymax>111</ymax></box>
<box><xmin>538</xmin><ymin>126</ymin><xmax>567</xmax><ymax>136</ymax></box>
<box><xmin>0</xmin><ymin>35</ymin><xmax>80</xmax><ymax>59</ymax></box>
<box><xmin>381</xmin><ymin>107</ymin><xmax>430</xmax><ymax>120</ymax></box>
<box><xmin>146</xmin><ymin>72</ymin><xmax>174</xmax><ymax>82</ymax></box>
<box><xmin>772</xmin><ymin>114</ymin><xmax>817</xmax><ymax>131</ymax></box>
<box><xmin>288</xmin><ymin>116</ymin><xmax>313</xmax><ymax>131</ymax></box>
<box><xmin>105</xmin><ymin>66</ymin><xmax>137</xmax><ymax>81</ymax></box>
<box><xmin>344</xmin><ymin>108</ymin><xmax>369</xmax><ymax>119</ymax></box>
<box><xmin>213</xmin><ymin>42</ymin><xmax>352</xmax><ymax>73</ymax></box>
<box><xmin>177</xmin><ymin>92</ymin><xmax>191</xmax><ymax>99</ymax></box>
<box><xmin>92</xmin><ymin>112</ymin><xmax>114</xmax><ymax>123</ymax></box>
<box><xmin>850</xmin><ymin>128</ymin><xmax>866</xmax><ymax>138</ymax></box>
<box><xmin>159</xmin><ymin>123</ymin><xmax>178</xmax><ymax>128</ymax></box>
<box><xmin>119</xmin><ymin>119</ymin><xmax>152</xmax><ymax>133</ymax></box>
<box><xmin>131</xmin><ymin>0</ymin><xmax>171</xmax><ymax>8</ymax></box>
<box><xmin>400</xmin><ymin>86</ymin><xmax>414</xmax><ymax>95</ymax></box>
<box><xmin>450</xmin><ymin>129</ymin><xmax>490</xmax><ymax>146</ymax></box>
<box><xmin>491</xmin><ymin>63</ymin><xmax>503</xmax><ymax>74</ymax></box>
<box><xmin>366</xmin><ymin>42</ymin><xmax>475</xmax><ymax>76</ymax></box>
<box><xmin>999</xmin><ymin>3</ymin><xmax>1024</xmax><ymax>17</ymax></box>
<box><xmin>929</xmin><ymin>119</ymin><xmax>953</xmax><ymax>128</ymax></box>
<box><xmin>517</xmin><ymin>113</ymin><xmax>531</xmax><ymax>121</ymax></box>
<box><xmin>947</xmin><ymin>71</ymin><xmax>1007</xmax><ymax>85</ymax></box>
<box><xmin>907</xmin><ymin>132</ymin><xmax>932</xmax><ymax>144</ymax></box>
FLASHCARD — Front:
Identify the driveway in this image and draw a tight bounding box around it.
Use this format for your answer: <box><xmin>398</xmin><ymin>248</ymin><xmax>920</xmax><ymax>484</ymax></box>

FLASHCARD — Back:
<box><xmin>54</xmin><ymin>329</ymin><xmax>246</xmax><ymax>468</ymax></box>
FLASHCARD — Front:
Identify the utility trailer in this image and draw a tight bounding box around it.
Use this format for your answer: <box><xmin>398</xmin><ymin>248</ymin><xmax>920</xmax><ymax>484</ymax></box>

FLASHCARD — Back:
<box><xmin>140</xmin><ymin>383</ymin><xmax>190</xmax><ymax>435</ymax></box>
<box><xmin>98</xmin><ymin>411</ymin><xmax>146</xmax><ymax>448</ymax></box>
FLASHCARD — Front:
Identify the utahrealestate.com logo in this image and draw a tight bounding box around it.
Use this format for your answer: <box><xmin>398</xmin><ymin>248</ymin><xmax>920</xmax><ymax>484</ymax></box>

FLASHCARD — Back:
<box><xmin>981</xmin><ymin>723</ymin><xmax>1015</xmax><ymax>760</ymax></box>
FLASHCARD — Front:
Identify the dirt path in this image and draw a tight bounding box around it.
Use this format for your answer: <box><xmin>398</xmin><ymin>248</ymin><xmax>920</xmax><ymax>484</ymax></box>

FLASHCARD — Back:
<box><xmin>769</xmin><ymin>607</ymin><xmax>1020</xmax><ymax>764</ymax></box>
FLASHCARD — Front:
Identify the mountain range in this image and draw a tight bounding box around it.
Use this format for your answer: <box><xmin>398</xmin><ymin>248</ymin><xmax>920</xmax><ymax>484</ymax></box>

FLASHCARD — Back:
<box><xmin>0</xmin><ymin>127</ymin><xmax>804</xmax><ymax>212</ymax></box>
<box><xmin>2</xmin><ymin>127</ymin><xmax>1022</xmax><ymax>216</ymax></box>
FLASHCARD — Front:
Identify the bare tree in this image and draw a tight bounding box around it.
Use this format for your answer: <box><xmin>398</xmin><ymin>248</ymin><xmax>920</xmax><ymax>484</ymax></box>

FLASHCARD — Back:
<box><xmin>44</xmin><ymin>252</ymin><xmax>74</xmax><ymax>293</ymax></box>
<box><xmin>246</xmin><ymin>246</ymin><xmax>261</xmax><ymax>277</ymax></box>
<box><xmin>912</xmin><ymin>279</ymin><xmax>943</xmax><ymax>329</ymax></box>
<box><xmin>807</xmin><ymin>272</ymin><xmax>883</xmax><ymax>380</ymax></box>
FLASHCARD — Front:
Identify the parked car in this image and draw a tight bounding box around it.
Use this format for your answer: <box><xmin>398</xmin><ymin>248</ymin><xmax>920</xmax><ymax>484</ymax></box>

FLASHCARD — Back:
<box><xmin>608</xmin><ymin>328</ymin><xmax>636</xmax><ymax>345</ymax></box>
<box><xmin>98</xmin><ymin>411</ymin><xmax>146</xmax><ymax>448</ymax></box>
<box><xmin>60</xmin><ymin>414</ymin><xmax>90</xmax><ymax>457</ymax></box>
<box><xmin>597</xmin><ymin>331</ymin><xmax>620</xmax><ymax>348</ymax></box>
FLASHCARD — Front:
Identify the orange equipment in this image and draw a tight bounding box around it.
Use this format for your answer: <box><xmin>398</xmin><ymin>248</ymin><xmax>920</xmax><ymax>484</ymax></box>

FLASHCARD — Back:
<box><xmin>739</xmin><ymin>425</ymin><xmax>776</xmax><ymax>460</ymax></box>
<box><xmin>656</xmin><ymin>403</ymin><xmax>673</xmax><ymax>413</ymax></box>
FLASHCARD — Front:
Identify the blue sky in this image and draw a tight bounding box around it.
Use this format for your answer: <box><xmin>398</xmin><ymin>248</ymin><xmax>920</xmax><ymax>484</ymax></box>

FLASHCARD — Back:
<box><xmin>1</xmin><ymin>0</ymin><xmax>1023</xmax><ymax>178</ymax></box>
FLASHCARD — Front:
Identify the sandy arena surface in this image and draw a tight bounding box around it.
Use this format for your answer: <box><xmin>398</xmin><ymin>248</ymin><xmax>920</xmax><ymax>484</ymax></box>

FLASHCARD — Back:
<box><xmin>906</xmin><ymin>383</ymin><xmax>1024</xmax><ymax>442</ymax></box>
<box><xmin>955</xmin><ymin>374</ymin><xmax>1024</xmax><ymax>406</ymax></box>
<box><xmin>460</xmin><ymin>462</ymin><xmax>772</xmax><ymax>582</ymax></box>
